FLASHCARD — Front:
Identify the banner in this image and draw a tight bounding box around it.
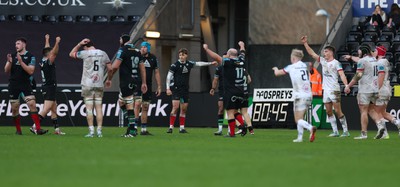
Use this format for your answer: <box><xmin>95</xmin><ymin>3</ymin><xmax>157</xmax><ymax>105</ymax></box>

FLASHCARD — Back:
<box><xmin>352</xmin><ymin>0</ymin><xmax>396</xmax><ymax>17</ymax></box>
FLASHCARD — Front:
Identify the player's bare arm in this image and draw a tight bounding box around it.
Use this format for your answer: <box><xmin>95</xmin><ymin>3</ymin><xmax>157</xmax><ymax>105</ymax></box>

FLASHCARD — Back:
<box><xmin>45</xmin><ymin>34</ymin><xmax>50</xmax><ymax>48</ymax></box>
<box><xmin>344</xmin><ymin>55</ymin><xmax>360</xmax><ymax>63</ymax></box>
<box><xmin>4</xmin><ymin>54</ymin><xmax>12</xmax><ymax>73</ymax></box>
<box><xmin>18</xmin><ymin>53</ymin><xmax>35</xmax><ymax>75</ymax></box>
<box><xmin>155</xmin><ymin>69</ymin><xmax>162</xmax><ymax>97</ymax></box>
<box><xmin>345</xmin><ymin>70</ymin><xmax>363</xmax><ymax>94</ymax></box>
<box><xmin>301</xmin><ymin>36</ymin><xmax>319</xmax><ymax>61</ymax></box>
<box><xmin>272</xmin><ymin>67</ymin><xmax>285</xmax><ymax>76</ymax></box>
<box><xmin>210</xmin><ymin>77</ymin><xmax>218</xmax><ymax>96</ymax></box>
<box><xmin>48</xmin><ymin>36</ymin><xmax>61</xmax><ymax>64</ymax></box>
<box><xmin>69</xmin><ymin>38</ymin><xmax>89</xmax><ymax>59</ymax></box>
<box><xmin>338</xmin><ymin>70</ymin><xmax>348</xmax><ymax>86</ymax></box>
<box><xmin>139</xmin><ymin>62</ymin><xmax>147</xmax><ymax>94</ymax></box>
<box><xmin>238</xmin><ymin>41</ymin><xmax>245</xmax><ymax>52</ymax></box>
<box><xmin>166</xmin><ymin>71</ymin><xmax>173</xmax><ymax>96</ymax></box>
<box><xmin>203</xmin><ymin>44</ymin><xmax>223</xmax><ymax>63</ymax></box>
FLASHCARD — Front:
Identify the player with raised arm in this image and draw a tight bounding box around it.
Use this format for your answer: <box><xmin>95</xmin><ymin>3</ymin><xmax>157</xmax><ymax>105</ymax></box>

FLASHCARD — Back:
<box><xmin>344</xmin><ymin>44</ymin><xmax>385</xmax><ymax>139</ymax></box>
<box><xmin>302</xmin><ymin>35</ymin><xmax>350</xmax><ymax>137</ymax></box>
<box><xmin>69</xmin><ymin>38</ymin><xmax>112</xmax><ymax>137</ymax></box>
<box><xmin>4</xmin><ymin>37</ymin><xmax>48</xmax><ymax>135</ymax></box>
<box><xmin>107</xmin><ymin>34</ymin><xmax>147</xmax><ymax>137</ymax></box>
<box><xmin>31</xmin><ymin>34</ymin><xmax>65</xmax><ymax>135</ymax></box>
<box><xmin>166</xmin><ymin>48</ymin><xmax>217</xmax><ymax>133</ymax></box>
<box><xmin>271</xmin><ymin>49</ymin><xmax>317</xmax><ymax>142</ymax></box>
<box><xmin>203</xmin><ymin>43</ymin><xmax>251</xmax><ymax>137</ymax></box>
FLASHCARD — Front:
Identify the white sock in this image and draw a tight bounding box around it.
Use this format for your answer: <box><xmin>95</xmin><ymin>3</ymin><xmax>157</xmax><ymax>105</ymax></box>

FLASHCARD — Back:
<box><xmin>97</xmin><ymin>127</ymin><xmax>102</xmax><ymax>134</ymax></box>
<box><xmin>89</xmin><ymin>126</ymin><xmax>95</xmax><ymax>134</ymax></box>
<box><xmin>218</xmin><ymin>125</ymin><xmax>223</xmax><ymax>132</ymax></box>
<box><xmin>328</xmin><ymin>115</ymin><xmax>338</xmax><ymax>133</ymax></box>
<box><xmin>169</xmin><ymin>125</ymin><xmax>174</xmax><ymax>129</ymax></box>
<box><xmin>339</xmin><ymin>115</ymin><xmax>348</xmax><ymax>132</ymax></box>
<box><xmin>298</xmin><ymin>119</ymin><xmax>312</xmax><ymax>131</ymax></box>
<box><xmin>180</xmin><ymin>125</ymin><xmax>184</xmax><ymax>130</ymax></box>
<box><xmin>297</xmin><ymin>123</ymin><xmax>304</xmax><ymax>140</ymax></box>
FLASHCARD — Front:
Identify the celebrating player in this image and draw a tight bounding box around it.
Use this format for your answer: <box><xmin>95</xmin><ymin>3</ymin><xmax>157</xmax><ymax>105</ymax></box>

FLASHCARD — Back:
<box><xmin>302</xmin><ymin>35</ymin><xmax>350</xmax><ymax>137</ymax></box>
<box><xmin>344</xmin><ymin>44</ymin><xmax>385</xmax><ymax>139</ymax></box>
<box><xmin>31</xmin><ymin>34</ymin><xmax>65</xmax><ymax>135</ymax></box>
<box><xmin>166</xmin><ymin>48</ymin><xmax>217</xmax><ymax>133</ymax></box>
<box><xmin>271</xmin><ymin>49</ymin><xmax>317</xmax><ymax>142</ymax></box>
<box><xmin>4</xmin><ymin>37</ymin><xmax>48</xmax><ymax>135</ymax></box>
<box><xmin>69</xmin><ymin>38</ymin><xmax>112</xmax><ymax>137</ymax></box>
<box><xmin>203</xmin><ymin>44</ymin><xmax>249</xmax><ymax>137</ymax></box>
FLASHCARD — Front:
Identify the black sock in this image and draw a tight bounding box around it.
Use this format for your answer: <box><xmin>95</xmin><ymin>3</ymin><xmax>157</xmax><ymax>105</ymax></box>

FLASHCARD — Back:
<box><xmin>52</xmin><ymin>118</ymin><xmax>59</xmax><ymax>129</ymax></box>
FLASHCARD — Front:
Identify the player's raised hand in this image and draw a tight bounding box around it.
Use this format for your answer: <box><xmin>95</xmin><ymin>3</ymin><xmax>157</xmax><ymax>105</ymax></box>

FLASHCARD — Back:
<box><xmin>272</xmin><ymin>67</ymin><xmax>278</xmax><ymax>71</ymax></box>
<box><xmin>238</xmin><ymin>41</ymin><xmax>245</xmax><ymax>47</ymax></box>
<box><xmin>80</xmin><ymin>38</ymin><xmax>90</xmax><ymax>45</ymax></box>
<box><xmin>300</xmin><ymin>36</ymin><xmax>308</xmax><ymax>43</ymax></box>
<box><xmin>16</xmin><ymin>53</ymin><xmax>22</xmax><ymax>61</ymax></box>
<box><xmin>7</xmin><ymin>54</ymin><xmax>12</xmax><ymax>63</ymax></box>
<box><xmin>56</xmin><ymin>36</ymin><xmax>61</xmax><ymax>43</ymax></box>
<box><xmin>203</xmin><ymin>44</ymin><xmax>208</xmax><ymax>50</ymax></box>
<box><xmin>45</xmin><ymin>34</ymin><xmax>50</xmax><ymax>40</ymax></box>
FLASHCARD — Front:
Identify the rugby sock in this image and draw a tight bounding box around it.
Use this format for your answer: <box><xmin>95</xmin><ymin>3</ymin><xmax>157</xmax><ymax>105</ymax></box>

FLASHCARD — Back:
<box><xmin>328</xmin><ymin>115</ymin><xmax>338</xmax><ymax>133</ymax></box>
<box><xmin>228</xmin><ymin>119</ymin><xmax>236</xmax><ymax>136</ymax></box>
<box><xmin>134</xmin><ymin>118</ymin><xmax>139</xmax><ymax>129</ymax></box>
<box><xmin>169</xmin><ymin>114</ymin><xmax>176</xmax><ymax>128</ymax></box>
<box><xmin>297</xmin><ymin>122</ymin><xmax>304</xmax><ymax>140</ymax></box>
<box><xmin>30</xmin><ymin>112</ymin><xmax>41</xmax><ymax>130</ymax></box>
<box><xmin>89</xmin><ymin>126</ymin><xmax>95</xmax><ymax>134</ymax></box>
<box><xmin>127</xmin><ymin>110</ymin><xmax>136</xmax><ymax>134</ymax></box>
<box><xmin>179</xmin><ymin>115</ymin><xmax>186</xmax><ymax>129</ymax></box>
<box><xmin>13</xmin><ymin>115</ymin><xmax>21</xmax><ymax>132</ymax></box>
<box><xmin>52</xmin><ymin>118</ymin><xmax>59</xmax><ymax>129</ymax></box>
<box><xmin>339</xmin><ymin>115</ymin><xmax>348</xmax><ymax>132</ymax></box>
<box><xmin>218</xmin><ymin>114</ymin><xmax>224</xmax><ymax>132</ymax></box>
<box><xmin>141</xmin><ymin>123</ymin><xmax>147</xmax><ymax>132</ymax></box>
<box><xmin>234</xmin><ymin>113</ymin><xmax>244</xmax><ymax>126</ymax></box>
<box><xmin>298</xmin><ymin>119</ymin><xmax>312</xmax><ymax>131</ymax></box>
<box><xmin>39</xmin><ymin>114</ymin><xmax>44</xmax><ymax>121</ymax></box>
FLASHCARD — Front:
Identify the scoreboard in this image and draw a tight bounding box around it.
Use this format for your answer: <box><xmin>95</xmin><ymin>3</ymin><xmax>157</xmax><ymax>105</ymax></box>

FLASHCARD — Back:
<box><xmin>252</xmin><ymin>88</ymin><xmax>295</xmax><ymax>128</ymax></box>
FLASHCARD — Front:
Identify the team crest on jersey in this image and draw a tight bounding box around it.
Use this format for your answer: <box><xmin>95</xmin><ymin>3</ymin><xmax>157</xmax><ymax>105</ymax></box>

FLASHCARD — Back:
<box><xmin>92</xmin><ymin>74</ymin><xmax>100</xmax><ymax>83</ymax></box>
<box><xmin>143</xmin><ymin>60</ymin><xmax>151</xmax><ymax>68</ymax></box>
<box><xmin>182</xmin><ymin>66</ymin><xmax>189</xmax><ymax>73</ymax></box>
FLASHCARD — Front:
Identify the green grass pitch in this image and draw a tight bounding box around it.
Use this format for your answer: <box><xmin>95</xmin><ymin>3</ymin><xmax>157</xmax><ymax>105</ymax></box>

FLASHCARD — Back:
<box><xmin>0</xmin><ymin>127</ymin><xmax>399</xmax><ymax>187</ymax></box>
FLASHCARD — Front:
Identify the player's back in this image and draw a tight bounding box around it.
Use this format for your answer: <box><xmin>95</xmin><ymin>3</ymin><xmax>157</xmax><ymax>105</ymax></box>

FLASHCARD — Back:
<box><xmin>222</xmin><ymin>57</ymin><xmax>245</xmax><ymax>95</ymax></box>
<box><xmin>284</xmin><ymin>61</ymin><xmax>312</xmax><ymax>99</ymax></box>
<box><xmin>358</xmin><ymin>56</ymin><xmax>378</xmax><ymax>93</ymax></box>
<box><xmin>116</xmin><ymin>44</ymin><xmax>142</xmax><ymax>85</ymax></box>
<box><xmin>79</xmin><ymin>49</ymin><xmax>110</xmax><ymax>87</ymax></box>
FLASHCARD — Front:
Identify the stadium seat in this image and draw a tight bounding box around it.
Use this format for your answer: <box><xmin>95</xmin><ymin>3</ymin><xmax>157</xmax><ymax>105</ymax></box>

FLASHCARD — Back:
<box><xmin>93</xmin><ymin>15</ymin><xmax>108</xmax><ymax>22</ymax></box>
<box><xmin>8</xmin><ymin>15</ymin><xmax>23</xmax><ymax>22</ymax></box>
<box><xmin>361</xmin><ymin>42</ymin><xmax>376</xmax><ymax>49</ymax></box>
<box><xmin>42</xmin><ymin>15</ymin><xmax>57</xmax><ymax>22</ymax></box>
<box><xmin>394</xmin><ymin>62</ymin><xmax>400</xmax><ymax>74</ymax></box>
<box><xmin>337</xmin><ymin>52</ymin><xmax>350</xmax><ymax>62</ymax></box>
<box><xmin>378</xmin><ymin>32</ymin><xmax>393</xmax><ymax>42</ymax></box>
<box><xmin>76</xmin><ymin>15</ymin><xmax>91</xmax><ymax>22</ymax></box>
<box><xmin>110</xmin><ymin>16</ymin><xmax>125</xmax><ymax>22</ymax></box>
<box><xmin>390</xmin><ymin>73</ymin><xmax>398</xmax><ymax>83</ymax></box>
<box><xmin>59</xmin><ymin>15</ymin><xmax>73</xmax><ymax>22</ymax></box>
<box><xmin>25</xmin><ymin>15</ymin><xmax>40</xmax><ymax>22</ymax></box>
<box><xmin>358</xmin><ymin>16</ymin><xmax>368</xmax><ymax>26</ymax></box>
<box><xmin>393</xmin><ymin>34</ymin><xmax>400</xmax><ymax>42</ymax></box>
<box><xmin>382</xmin><ymin>26</ymin><xmax>395</xmax><ymax>34</ymax></box>
<box><xmin>341</xmin><ymin>62</ymin><xmax>353</xmax><ymax>72</ymax></box>
<box><xmin>347</xmin><ymin>32</ymin><xmax>362</xmax><ymax>43</ymax></box>
<box><xmin>349</xmin><ymin>25</ymin><xmax>363</xmax><ymax>34</ymax></box>
<box><xmin>0</xmin><ymin>15</ymin><xmax>6</xmax><ymax>22</ymax></box>
<box><xmin>346</xmin><ymin>42</ymin><xmax>359</xmax><ymax>53</ymax></box>
<box><xmin>345</xmin><ymin>72</ymin><xmax>355</xmax><ymax>82</ymax></box>
<box><xmin>363</xmin><ymin>32</ymin><xmax>378</xmax><ymax>42</ymax></box>
<box><xmin>128</xmin><ymin>15</ymin><xmax>141</xmax><ymax>22</ymax></box>
<box><xmin>364</xmin><ymin>25</ymin><xmax>379</xmax><ymax>33</ymax></box>
<box><xmin>386</xmin><ymin>52</ymin><xmax>394</xmax><ymax>63</ymax></box>
<box><xmin>392</xmin><ymin>42</ymin><xmax>400</xmax><ymax>52</ymax></box>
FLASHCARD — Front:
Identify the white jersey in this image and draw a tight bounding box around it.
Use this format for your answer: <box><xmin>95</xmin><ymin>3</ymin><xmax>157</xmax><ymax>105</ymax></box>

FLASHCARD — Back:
<box><xmin>357</xmin><ymin>56</ymin><xmax>383</xmax><ymax>93</ymax></box>
<box><xmin>283</xmin><ymin>61</ymin><xmax>312</xmax><ymax>99</ymax></box>
<box><xmin>319</xmin><ymin>57</ymin><xmax>342</xmax><ymax>91</ymax></box>
<box><xmin>378</xmin><ymin>58</ymin><xmax>391</xmax><ymax>97</ymax></box>
<box><xmin>76</xmin><ymin>49</ymin><xmax>110</xmax><ymax>87</ymax></box>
